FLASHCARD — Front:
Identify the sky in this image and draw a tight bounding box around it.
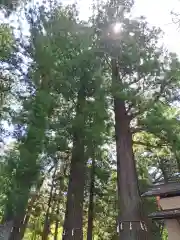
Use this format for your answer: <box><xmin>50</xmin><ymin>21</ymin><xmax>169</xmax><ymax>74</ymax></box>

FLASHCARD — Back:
<box><xmin>66</xmin><ymin>0</ymin><xmax>180</xmax><ymax>55</ymax></box>
<box><xmin>1</xmin><ymin>0</ymin><xmax>180</xmax><ymax>147</ymax></box>
<box><xmin>129</xmin><ymin>0</ymin><xmax>180</xmax><ymax>55</ymax></box>
<box><xmin>1</xmin><ymin>0</ymin><xmax>180</xmax><ymax>54</ymax></box>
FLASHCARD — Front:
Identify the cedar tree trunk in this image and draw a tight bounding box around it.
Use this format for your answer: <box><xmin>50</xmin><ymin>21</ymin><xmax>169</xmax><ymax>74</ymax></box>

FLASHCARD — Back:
<box><xmin>112</xmin><ymin>59</ymin><xmax>149</xmax><ymax>240</ymax></box>
<box><xmin>62</xmin><ymin>85</ymin><xmax>86</xmax><ymax>240</ymax></box>
<box><xmin>87</xmin><ymin>157</ymin><xmax>95</xmax><ymax>240</ymax></box>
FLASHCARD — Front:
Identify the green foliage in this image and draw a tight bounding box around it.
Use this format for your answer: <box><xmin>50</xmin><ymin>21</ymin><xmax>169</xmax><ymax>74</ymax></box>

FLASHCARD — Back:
<box><xmin>0</xmin><ymin>1</ymin><xmax>180</xmax><ymax>240</ymax></box>
<box><xmin>0</xmin><ymin>24</ymin><xmax>14</xmax><ymax>60</ymax></box>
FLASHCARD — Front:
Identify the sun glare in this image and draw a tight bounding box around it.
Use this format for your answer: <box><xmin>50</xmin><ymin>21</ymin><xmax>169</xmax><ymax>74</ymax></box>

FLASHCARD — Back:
<box><xmin>113</xmin><ymin>22</ymin><xmax>123</xmax><ymax>34</ymax></box>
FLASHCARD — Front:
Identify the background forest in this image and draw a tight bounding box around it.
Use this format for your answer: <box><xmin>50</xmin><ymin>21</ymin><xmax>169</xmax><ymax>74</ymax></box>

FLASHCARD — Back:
<box><xmin>0</xmin><ymin>0</ymin><xmax>180</xmax><ymax>239</ymax></box>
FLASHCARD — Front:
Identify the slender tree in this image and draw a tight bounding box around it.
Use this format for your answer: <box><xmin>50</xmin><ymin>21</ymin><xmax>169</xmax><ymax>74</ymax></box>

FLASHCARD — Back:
<box><xmin>87</xmin><ymin>156</ymin><xmax>95</xmax><ymax>240</ymax></box>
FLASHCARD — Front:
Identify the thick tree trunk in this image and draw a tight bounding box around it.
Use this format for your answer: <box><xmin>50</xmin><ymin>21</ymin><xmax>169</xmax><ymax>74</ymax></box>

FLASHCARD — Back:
<box><xmin>2</xmin><ymin>193</ymin><xmax>29</xmax><ymax>240</ymax></box>
<box><xmin>42</xmin><ymin>167</ymin><xmax>57</xmax><ymax>240</ymax></box>
<box><xmin>18</xmin><ymin>185</ymin><xmax>44</xmax><ymax>239</ymax></box>
<box><xmin>4</xmin><ymin>169</ymin><xmax>51</xmax><ymax>240</ymax></box>
<box><xmin>19</xmin><ymin>174</ymin><xmax>49</xmax><ymax>240</ymax></box>
<box><xmin>8</xmin><ymin>185</ymin><xmax>31</xmax><ymax>240</ymax></box>
<box><xmin>2</xmin><ymin>191</ymin><xmax>31</xmax><ymax>240</ymax></box>
<box><xmin>176</xmin><ymin>158</ymin><xmax>180</xmax><ymax>173</ymax></box>
<box><xmin>62</xmin><ymin>86</ymin><xmax>86</xmax><ymax>240</ymax></box>
<box><xmin>2</xmin><ymin>191</ymin><xmax>14</xmax><ymax>224</ymax></box>
<box><xmin>87</xmin><ymin>157</ymin><xmax>95</xmax><ymax>240</ymax></box>
<box><xmin>174</xmin><ymin>151</ymin><xmax>180</xmax><ymax>173</ymax></box>
<box><xmin>62</xmin><ymin>151</ymin><xmax>86</xmax><ymax>240</ymax></box>
<box><xmin>0</xmin><ymin>221</ymin><xmax>13</xmax><ymax>240</ymax></box>
<box><xmin>112</xmin><ymin>59</ymin><xmax>149</xmax><ymax>240</ymax></box>
<box><xmin>8</xmin><ymin>174</ymin><xmax>46</xmax><ymax>240</ymax></box>
<box><xmin>6</xmin><ymin>71</ymin><xmax>52</xmax><ymax>238</ymax></box>
<box><xmin>159</xmin><ymin>160</ymin><xmax>169</xmax><ymax>183</ymax></box>
<box><xmin>0</xmin><ymin>200</ymin><xmax>14</xmax><ymax>240</ymax></box>
<box><xmin>9</xmin><ymin>219</ymin><xmax>22</xmax><ymax>240</ymax></box>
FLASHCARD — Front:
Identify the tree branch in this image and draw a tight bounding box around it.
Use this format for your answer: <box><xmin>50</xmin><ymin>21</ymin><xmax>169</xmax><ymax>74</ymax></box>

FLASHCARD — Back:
<box><xmin>131</xmin><ymin>127</ymin><xmax>147</xmax><ymax>134</ymax></box>
<box><xmin>133</xmin><ymin>141</ymin><xmax>162</xmax><ymax>149</ymax></box>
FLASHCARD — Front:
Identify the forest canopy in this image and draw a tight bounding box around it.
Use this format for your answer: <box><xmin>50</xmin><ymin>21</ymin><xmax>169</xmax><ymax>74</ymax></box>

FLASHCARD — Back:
<box><xmin>0</xmin><ymin>0</ymin><xmax>180</xmax><ymax>239</ymax></box>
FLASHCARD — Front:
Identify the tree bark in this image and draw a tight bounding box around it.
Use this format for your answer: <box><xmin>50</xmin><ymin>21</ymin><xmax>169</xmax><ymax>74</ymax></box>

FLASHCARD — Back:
<box><xmin>42</xmin><ymin>166</ymin><xmax>57</xmax><ymax>240</ymax></box>
<box><xmin>18</xmin><ymin>176</ymin><xmax>46</xmax><ymax>239</ymax></box>
<box><xmin>9</xmin><ymin>210</ymin><xmax>26</xmax><ymax>240</ymax></box>
<box><xmin>87</xmin><ymin>157</ymin><xmax>95</xmax><ymax>240</ymax></box>
<box><xmin>62</xmin><ymin>86</ymin><xmax>86</xmax><ymax>240</ymax></box>
<box><xmin>111</xmin><ymin>59</ymin><xmax>149</xmax><ymax>240</ymax></box>
<box><xmin>159</xmin><ymin>160</ymin><xmax>169</xmax><ymax>183</ymax></box>
<box><xmin>174</xmin><ymin>151</ymin><xmax>180</xmax><ymax>173</ymax></box>
<box><xmin>8</xmin><ymin>173</ymin><xmax>48</xmax><ymax>240</ymax></box>
<box><xmin>18</xmin><ymin>214</ymin><xmax>30</xmax><ymax>240</ymax></box>
<box><xmin>54</xmin><ymin>163</ymin><xmax>67</xmax><ymax>240</ymax></box>
<box><xmin>8</xmin><ymin>184</ymin><xmax>31</xmax><ymax>240</ymax></box>
<box><xmin>0</xmin><ymin>221</ymin><xmax>13</xmax><ymax>240</ymax></box>
<box><xmin>54</xmin><ymin>202</ymin><xmax>60</xmax><ymax>240</ymax></box>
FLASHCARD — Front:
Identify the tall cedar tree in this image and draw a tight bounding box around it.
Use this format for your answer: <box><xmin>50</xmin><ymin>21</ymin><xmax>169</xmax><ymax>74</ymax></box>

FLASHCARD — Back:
<box><xmin>93</xmin><ymin>0</ymin><xmax>180</xmax><ymax>239</ymax></box>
